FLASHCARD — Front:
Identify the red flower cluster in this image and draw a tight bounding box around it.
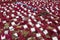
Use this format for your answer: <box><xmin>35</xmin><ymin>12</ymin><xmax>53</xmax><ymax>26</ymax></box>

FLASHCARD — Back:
<box><xmin>0</xmin><ymin>0</ymin><xmax>60</xmax><ymax>40</ymax></box>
